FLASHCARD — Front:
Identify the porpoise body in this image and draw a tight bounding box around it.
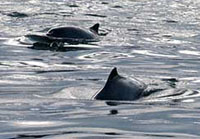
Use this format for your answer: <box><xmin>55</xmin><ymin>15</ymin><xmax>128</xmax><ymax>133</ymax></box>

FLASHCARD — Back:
<box><xmin>93</xmin><ymin>68</ymin><xmax>147</xmax><ymax>101</ymax></box>
<box><xmin>46</xmin><ymin>23</ymin><xmax>100</xmax><ymax>43</ymax></box>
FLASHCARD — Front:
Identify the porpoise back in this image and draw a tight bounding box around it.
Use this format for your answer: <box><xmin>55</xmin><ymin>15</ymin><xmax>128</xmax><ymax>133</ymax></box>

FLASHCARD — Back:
<box><xmin>46</xmin><ymin>23</ymin><xmax>99</xmax><ymax>40</ymax></box>
<box><xmin>93</xmin><ymin>68</ymin><xmax>147</xmax><ymax>101</ymax></box>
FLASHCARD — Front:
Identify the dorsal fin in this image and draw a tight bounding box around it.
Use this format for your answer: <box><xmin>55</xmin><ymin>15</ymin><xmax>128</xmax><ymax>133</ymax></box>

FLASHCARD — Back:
<box><xmin>108</xmin><ymin>67</ymin><xmax>118</xmax><ymax>81</ymax></box>
<box><xmin>90</xmin><ymin>23</ymin><xmax>99</xmax><ymax>34</ymax></box>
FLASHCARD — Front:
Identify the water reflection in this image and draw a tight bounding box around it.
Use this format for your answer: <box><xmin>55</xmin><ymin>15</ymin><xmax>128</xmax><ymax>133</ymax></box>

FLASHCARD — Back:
<box><xmin>12</xmin><ymin>121</ymin><xmax>62</xmax><ymax>127</ymax></box>
<box><xmin>30</xmin><ymin>42</ymin><xmax>99</xmax><ymax>52</ymax></box>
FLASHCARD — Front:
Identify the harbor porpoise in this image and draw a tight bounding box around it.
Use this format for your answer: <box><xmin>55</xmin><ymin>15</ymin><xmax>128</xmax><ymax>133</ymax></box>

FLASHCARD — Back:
<box><xmin>93</xmin><ymin>68</ymin><xmax>147</xmax><ymax>101</ymax></box>
<box><xmin>24</xmin><ymin>23</ymin><xmax>101</xmax><ymax>50</ymax></box>
<box><xmin>46</xmin><ymin>23</ymin><xmax>100</xmax><ymax>43</ymax></box>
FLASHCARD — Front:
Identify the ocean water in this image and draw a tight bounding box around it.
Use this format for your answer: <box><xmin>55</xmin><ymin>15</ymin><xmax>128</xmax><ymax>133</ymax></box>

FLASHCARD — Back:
<box><xmin>1</xmin><ymin>0</ymin><xmax>200</xmax><ymax>138</ymax></box>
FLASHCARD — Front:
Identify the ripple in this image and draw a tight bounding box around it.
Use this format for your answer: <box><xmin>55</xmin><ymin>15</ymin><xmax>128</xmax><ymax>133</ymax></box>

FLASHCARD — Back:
<box><xmin>163</xmin><ymin>19</ymin><xmax>178</xmax><ymax>23</ymax></box>
<box><xmin>0</xmin><ymin>60</ymin><xmax>48</xmax><ymax>68</ymax></box>
<box><xmin>78</xmin><ymin>51</ymin><xmax>134</xmax><ymax>62</ymax></box>
<box><xmin>84</xmin><ymin>13</ymin><xmax>107</xmax><ymax>18</ymax></box>
<box><xmin>6</xmin><ymin>11</ymin><xmax>28</xmax><ymax>18</ymax></box>
<box><xmin>112</xmin><ymin>5</ymin><xmax>123</xmax><ymax>8</ymax></box>
<box><xmin>67</xmin><ymin>4</ymin><xmax>79</xmax><ymax>8</ymax></box>
<box><xmin>3</xmin><ymin>37</ymin><xmax>27</xmax><ymax>47</ymax></box>
<box><xmin>48</xmin><ymin>85</ymin><xmax>99</xmax><ymax>100</ymax></box>
<box><xmin>30</xmin><ymin>42</ymin><xmax>100</xmax><ymax>52</ymax></box>
<box><xmin>12</xmin><ymin>120</ymin><xmax>65</xmax><ymax>127</ymax></box>
<box><xmin>179</xmin><ymin>50</ymin><xmax>200</xmax><ymax>56</ymax></box>
<box><xmin>144</xmin><ymin>88</ymin><xmax>200</xmax><ymax>103</ymax></box>
<box><xmin>132</xmin><ymin>50</ymin><xmax>178</xmax><ymax>58</ymax></box>
<box><xmin>35</xmin><ymin>69</ymin><xmax>78</xmax><ymax>74</ymax></box>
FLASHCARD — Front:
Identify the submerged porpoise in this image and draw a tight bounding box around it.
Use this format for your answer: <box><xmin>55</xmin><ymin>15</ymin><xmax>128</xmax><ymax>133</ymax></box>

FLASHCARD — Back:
<box><xmin>93</xmin><ymin>68</ymin><xmax>147</xmax><ymax>101</ymax></box>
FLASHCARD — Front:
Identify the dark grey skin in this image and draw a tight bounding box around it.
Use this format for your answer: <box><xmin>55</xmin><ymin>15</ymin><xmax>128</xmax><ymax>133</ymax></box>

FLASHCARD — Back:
<box><xmin>25</xmin><ymin>23</ymin><xmax>100</xmax><ymax>46</ymax></box>
<box><xmin>93</xmin><ymin>68</ymin><xmax>147</xmax><ymax>101</ymax></box>
<box><xmin>46</xmin><ymin>23</ymin><xmax>99</xmax><ymax>41</ymax></box>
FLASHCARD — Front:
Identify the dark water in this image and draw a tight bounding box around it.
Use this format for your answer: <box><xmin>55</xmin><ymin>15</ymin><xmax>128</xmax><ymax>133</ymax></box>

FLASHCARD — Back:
<box><xmin>1</xmin><ymin>0</ymin><xmax>200</xmax><ymax>138</ymax></box>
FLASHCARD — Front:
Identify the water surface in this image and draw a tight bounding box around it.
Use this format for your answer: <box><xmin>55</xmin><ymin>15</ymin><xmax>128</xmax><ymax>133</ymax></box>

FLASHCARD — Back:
<box><xmin>1</xmin><ymin>0</ymin><xmax>200</xmax><ymax>138</ymax></box>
